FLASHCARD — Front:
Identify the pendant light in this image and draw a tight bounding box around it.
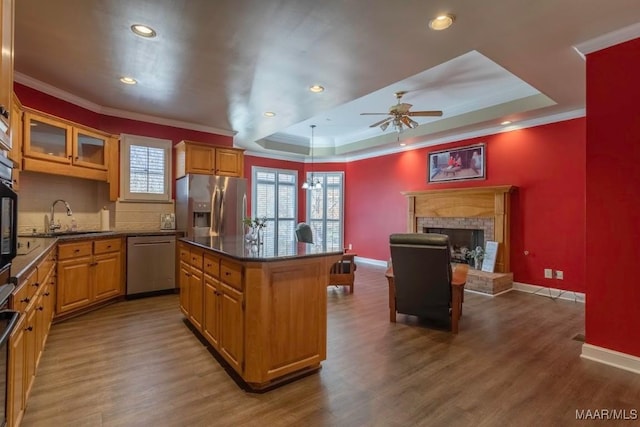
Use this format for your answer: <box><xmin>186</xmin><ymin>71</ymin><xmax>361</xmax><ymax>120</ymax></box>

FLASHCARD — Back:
<box><xmin>302</xmin><ymin>125</ymin><xmax>322</xmax><ymax>190</ymax></box>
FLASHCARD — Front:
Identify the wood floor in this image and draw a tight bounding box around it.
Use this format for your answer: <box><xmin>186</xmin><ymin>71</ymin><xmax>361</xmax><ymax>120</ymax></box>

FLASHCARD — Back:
<box><xmin>22</xmin><ymin>264</ymin><xmax>640</xmax><ymax>427</ymax></box>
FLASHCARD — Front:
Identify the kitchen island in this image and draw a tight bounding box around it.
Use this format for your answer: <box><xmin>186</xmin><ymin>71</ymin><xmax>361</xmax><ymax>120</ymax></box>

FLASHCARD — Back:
<box><xmin>178</xmin><ymin>236</ymin><xmax>343</xmax><ymax>390</ymax></box>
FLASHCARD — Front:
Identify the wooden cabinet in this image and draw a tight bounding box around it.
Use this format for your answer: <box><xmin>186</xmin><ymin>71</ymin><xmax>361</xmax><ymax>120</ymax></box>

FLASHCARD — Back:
<box><xmin>8</xmin><ymin>92</ymin><xmax>21</xmax><ymax>189</ymax></box>
<box><xmin>56</xmin><ymin>237</ymin><xmax>124</xmax><ymax>316</ymax></box>
<box><xmin>178</xmin><ymin>244</ymin><xmax>205</xmax><ymax>330</ymax></box>
<box><xmin>22</xmin><ymin>109</ymin><xmax>119</xmax><ymax>191</ymax></box>
<box><xmin>179</xmin><ymin>240</ymin><xmax>339</xmax><ymax>391</ymax></box>
<box><xmin>0</xmin><ymin>0</ymin><xmax>14</xmax><ymax>151</ymax></box>
<box><xmin>7</xmin><ymin>243</ymin><xmax>56</xmax><ymax>427</ymax></box>
<box><xmin>7</xmin><ymin>314</ymin><xmax>25</xmax><ymax>427</ymax></box>
<box><xmin>175</xmin><ymin>140</ymin><xmax>244</xmax><ymax>178</ymax></box>
<box><xmin>202</xmin><ymin>252</ymin><xmax>244</xmax><ymax>372</ymax></box>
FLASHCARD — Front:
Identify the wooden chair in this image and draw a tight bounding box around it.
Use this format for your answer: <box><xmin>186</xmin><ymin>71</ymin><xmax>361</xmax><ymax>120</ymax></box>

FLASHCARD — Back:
<box><xmin>328</xmin><ymin>252</ymin><xmax>357</xmax><ymax>293</ymax></box>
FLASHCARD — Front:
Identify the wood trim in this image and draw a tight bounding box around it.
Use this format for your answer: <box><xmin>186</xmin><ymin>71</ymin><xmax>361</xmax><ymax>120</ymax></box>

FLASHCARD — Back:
<box><xmin>23</xmin><ymin>157</ymin><xmax>108</xmax><ymax>181</ymax></box>
<box><xmin>403</xmin><ymin>185</ymin><xmax>516</xmax><ymax>273</ymax></box>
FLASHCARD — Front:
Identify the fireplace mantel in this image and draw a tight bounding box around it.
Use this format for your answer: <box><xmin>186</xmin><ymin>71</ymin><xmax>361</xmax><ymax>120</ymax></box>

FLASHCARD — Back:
<box><xmin>402</xmin><ymin>185</ymin><xmax>516</xmax><ymax>273</ymax></box>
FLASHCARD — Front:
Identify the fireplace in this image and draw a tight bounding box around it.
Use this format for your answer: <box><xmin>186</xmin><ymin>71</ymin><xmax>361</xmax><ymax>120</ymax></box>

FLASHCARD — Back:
<box><xmin>424</xmin><ymin>227</ymin><xmax>485</xmax><ymax>263</ymax></box>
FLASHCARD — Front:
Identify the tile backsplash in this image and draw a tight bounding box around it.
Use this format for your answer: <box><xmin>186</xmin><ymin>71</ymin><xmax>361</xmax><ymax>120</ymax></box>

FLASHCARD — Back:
<box><xmin>17</xmin><ymin>171</ymin><xmax>174</xmax><ymax>233</ymax></box>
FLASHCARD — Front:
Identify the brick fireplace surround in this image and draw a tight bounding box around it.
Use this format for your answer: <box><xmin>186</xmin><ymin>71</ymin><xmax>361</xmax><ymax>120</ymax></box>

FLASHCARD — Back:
<box><xmin>402</xmin><ymin>186</ymin><xmax>516</xmax><ymax>295</ymax></box>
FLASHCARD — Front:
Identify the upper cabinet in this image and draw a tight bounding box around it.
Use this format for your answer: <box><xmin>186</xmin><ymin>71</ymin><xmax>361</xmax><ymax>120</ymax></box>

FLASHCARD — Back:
<box><xmin>0</xmin><ymin>0</ymin><xmax>15</xmax><ymax>151</ymax></box>
<box><xmin>23</xmin><ymin>109</ymin><xmax>112</xmax><ymax>181</ymax></box>
<box><xmin>175</xmin><ymin>140</ymin><xmax>244</xmax><ymax>178</ymax></box>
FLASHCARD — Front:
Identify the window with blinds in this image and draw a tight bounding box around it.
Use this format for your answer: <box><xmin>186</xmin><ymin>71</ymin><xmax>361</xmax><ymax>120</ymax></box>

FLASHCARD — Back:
<box><xmin>120</xmin><ymin>134</ymin><xmax>172</xmax><ymax>201</ymax></box>
<box><xmin>252</xmin><ymin>167</ymin><xmax>298</xmax><ymax>256</ymax></box>
<box><xmin>307</xmin><ymin>172</ymin><xmax>344</xmax><ymax>252</ymax></box>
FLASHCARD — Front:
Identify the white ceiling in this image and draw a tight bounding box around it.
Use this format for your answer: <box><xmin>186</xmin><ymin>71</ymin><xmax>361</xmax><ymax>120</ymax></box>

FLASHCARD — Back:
<box><xmin>13</xmin><ymin>0</ymin><xmax>640</xmax><ymax>160</ymax></box>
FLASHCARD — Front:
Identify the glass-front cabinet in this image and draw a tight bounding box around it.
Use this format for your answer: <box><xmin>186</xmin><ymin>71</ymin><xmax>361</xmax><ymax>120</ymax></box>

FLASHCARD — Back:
<box><xmin>73</xmin><ymin>127</ymin><xmax>107</xmax><ymax>170</ymax></box>
<box><xmin>23</xmin><ymin>111</ymin><xmax>73</xmax><ymax>164</ymax></box>
<box><xmin>23</xmin><ymin>110</ymin><xmax>108</xmax><ymax>170</ymax></box>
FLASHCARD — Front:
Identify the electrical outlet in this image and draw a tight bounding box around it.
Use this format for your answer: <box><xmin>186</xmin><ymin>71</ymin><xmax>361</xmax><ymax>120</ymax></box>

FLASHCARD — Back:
<box><xmin>348</xmin><ymin>243</ymin><xmax>353</xmax><ymax>250</ymax></box>
<box><xmin>544</xmin><ymin>268</ymin><xmax>553</xmax><ymax>279</ymax></box>
<box><xmin>555</xmin><ymin>270</ymin><xmax>564</xmax><ymax>280</ymax></box>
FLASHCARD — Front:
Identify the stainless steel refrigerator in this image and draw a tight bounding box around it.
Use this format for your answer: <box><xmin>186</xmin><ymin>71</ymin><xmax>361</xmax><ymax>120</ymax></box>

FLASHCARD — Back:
<box><xmin>176</xmin><ymin>175</ymin><xmax>247</xmax><ymax>238</ymax></box>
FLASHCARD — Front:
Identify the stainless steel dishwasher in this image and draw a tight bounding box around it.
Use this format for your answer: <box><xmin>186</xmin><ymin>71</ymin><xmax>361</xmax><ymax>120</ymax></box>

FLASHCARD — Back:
<box><xmin>126</xmin><ymin>235</ymin><xmax>176</xmax><ymax>297</ymax></box>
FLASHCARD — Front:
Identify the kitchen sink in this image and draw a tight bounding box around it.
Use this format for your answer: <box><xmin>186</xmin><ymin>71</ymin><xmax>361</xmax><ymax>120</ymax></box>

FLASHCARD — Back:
<box><xmin>20</xmin><ymin>230</ymin><xmax>107</xmax><ymax>238</ymax></box>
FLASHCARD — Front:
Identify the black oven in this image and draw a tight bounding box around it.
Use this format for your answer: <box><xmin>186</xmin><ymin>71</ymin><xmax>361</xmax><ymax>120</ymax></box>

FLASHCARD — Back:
<box><xmin>0</xmin><ymin>155</ymin><xmax>16</xmax><ymax>272</ymax></box>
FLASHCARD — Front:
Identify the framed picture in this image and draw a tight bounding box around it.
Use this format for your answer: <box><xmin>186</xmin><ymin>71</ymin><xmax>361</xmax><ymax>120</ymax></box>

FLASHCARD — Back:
<box><xmin>428</xmin><ymin>143</ymin><xmax>485</xmax><ymax>183</ymax></box>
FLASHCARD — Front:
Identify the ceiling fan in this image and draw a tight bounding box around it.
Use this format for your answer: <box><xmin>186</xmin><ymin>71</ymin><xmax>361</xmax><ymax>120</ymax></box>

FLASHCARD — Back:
<box><xmin>361</xmin><ymin>91</ymin><xmax>443</xmax><ymax>133</ymax></box>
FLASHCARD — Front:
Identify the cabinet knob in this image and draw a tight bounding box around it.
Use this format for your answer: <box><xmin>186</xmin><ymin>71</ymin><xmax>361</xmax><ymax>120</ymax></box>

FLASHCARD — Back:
<box><xmin>38</xmin><ymin>306</ymin><xmax>44</xmax><ymax>311</ymax></box>
<box><xmin>44</xmin><ymin>292</ymin><xmax>50</xmax><ymax>296</ymax></box>
<box><xmin>20</xmin><ymin>297</ymin><xmax>30</xmax><ymax>303</ymax></box>
<box><xmin>206</xmin><ymin>263</ymin><xmax>211</xmax><ymax>267</ymax></box>
<box><xmin>74</xmin><ymin>249</ymin><xmax>80</xmax><ymax>253</ymax></box>
<box><xmin>225</xmin><ymin>272</ymin><xmax>230</xmax><ymax>276</ymax></box>
<box><xmin>25</xmin><ymin>326</ymin><xmax>33</xmax><ymax>332</ymax></box>
<box><xmin>32</xmin><ymin>282</ymin><xmax>40</xmax><ymax>287</ymax></box>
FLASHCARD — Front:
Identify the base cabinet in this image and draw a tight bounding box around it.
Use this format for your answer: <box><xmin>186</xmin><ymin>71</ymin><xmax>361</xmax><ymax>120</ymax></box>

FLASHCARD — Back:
<box><xmin>179</xmin><ymin>240</ymin><xmax>339</xmax><ymax>390</ymax></box>
<box><xmin>56</xmin><ymin>237</ymin><xmax>123</xmax><ymax>316</ymax></box>
<box><xmin>8</xmin><ymin>244</ymin><xmax>56</xmax><ymax>427</ymax></box>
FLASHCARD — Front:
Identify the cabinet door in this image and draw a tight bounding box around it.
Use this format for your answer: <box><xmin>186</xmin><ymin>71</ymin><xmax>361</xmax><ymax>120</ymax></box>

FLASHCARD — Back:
<box><xmin>73</xmin><ymin>127</ymin><xmax>108</xmax><ymax>170</ymax></box>
<box><xmin>23</xmin><ymin>111</ymin><xmax>72</xmax><ymax>164</ymax></box>
<box><xmin>215</xmin><ymin>148</ymin><xmax>243</xmax><ymax>177</ymax></box>
<box><xmin>57</xmin><ymin>256</ymin><xmax>92</xmax><ymax>314</ymax></box>
<box><xmin>0</xmin><ymin>0</ymin><xmax>14</xmax><ymax>150</ymax></box>
<box><xmin>219</xmin><ymin>283</ymin><xmax>244</xmax><ymax>373</ymax></box>
<box><xmin>189</xmin><ymin>267</ymin><xmax>203</xmax><ymax>330</ymax></box>
<box><xmin>34</xmin><ymin>293</ymin><xmax>45</xmax><ymax>368</ymax></box>
<box><xmin>203</xmin><ymin>276</ymin><xmax>220</xmax><ymax>348</ymax></box>
<box><xmin>94</xmin><ymin>252</ymin><xmax>122</xmax><ymax>301</ymax></box>
<box><xmin>8</xmin><ymin>314</ymin><xmax>25</xmax><ymax>427</ymax></box>
<box><xmin>23</xmin><ymin>305</ymin><xmax>37</xmax><ymax>401</ymax></box>
<box><xmin>186</xmin><ymin>144</ymin><xmax>215</xmax><ymax>175</ymax></box>
<box><xmin>179</xmin><ymin>261</ymin><xmax>190</xmax><ymax>316</ymax></box>
<box><xmin>8</xmin><ymin>93</ymin><xmax>21</xmax><ymax>165</ymax></box>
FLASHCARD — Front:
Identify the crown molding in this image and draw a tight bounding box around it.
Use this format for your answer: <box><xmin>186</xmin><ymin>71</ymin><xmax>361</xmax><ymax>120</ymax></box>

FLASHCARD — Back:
<box><xmin>14</xmin><ymin>72</ymin><xmax>236</xmax><ymax>137</ymax></box>
<box><xmin>574</xmin><ymin>22</ymin><xmax>640</xmax><ymax>56</ymax></box>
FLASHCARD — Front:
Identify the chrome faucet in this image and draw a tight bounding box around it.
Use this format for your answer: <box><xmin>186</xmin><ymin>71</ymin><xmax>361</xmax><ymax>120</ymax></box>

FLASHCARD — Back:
<box><xmin>49</xmin><ymin>199</ymin><xmax>73</xmax><ymax>232</ymax></box>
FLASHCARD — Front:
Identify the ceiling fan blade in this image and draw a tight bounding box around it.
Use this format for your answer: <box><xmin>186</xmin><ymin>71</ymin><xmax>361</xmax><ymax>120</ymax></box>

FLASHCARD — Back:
<box><xmin>408</xmin><ymin>110</ymin><xmax>443</xmax><ymax>117</ymax></box>
<box><xmin>369</xmin><ymin>117</ymin><xmax>392</xmax><ymax>128</ymax></box>
<box><xmin>400</xmin><ymin>116</ymin><xmax>412</xmax><ymax>128</ymax></box>
<box><xmin>360</xmin><ymin>112</ymin><xmax>391</xmax><ymax>115</ymax></box>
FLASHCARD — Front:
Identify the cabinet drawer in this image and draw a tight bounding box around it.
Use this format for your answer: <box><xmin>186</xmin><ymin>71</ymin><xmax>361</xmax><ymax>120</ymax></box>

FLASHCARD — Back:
<box><xmin>37</xmin><ymin>248</ymin><xmax>56</xmax><ymax>285</ymax></box>
<box><xmin>179</xmin><ymin>245</ymin><xmax>190</xmax><ymax>263</ymax></box>
<box><xmin>190</xmin><ymin>249</ymin><xmax>203</xmax><ymax>270</ymax></box>
<box><xmin>11</xmin><ymin>269</ymin><xmax>36</xmax><ymax>312</ymax></box>
<box><xmin>203</xmin><ymin>253</ymin><xmax>220</xmax><ymax>278</ymax></box>
<box><xmin>220</xmin><ymin>259</ymin><xmax>242</xmax><ymax>290</ymax></box>
<box><xmin>58</xmin><ymin>241</ymin><xmax>93</xmax><ymax>260</ymax></box>
<box><xmin>94</xmin><ymin>238</ymin><xmax>121</xmax><ymax>254</ymax></box>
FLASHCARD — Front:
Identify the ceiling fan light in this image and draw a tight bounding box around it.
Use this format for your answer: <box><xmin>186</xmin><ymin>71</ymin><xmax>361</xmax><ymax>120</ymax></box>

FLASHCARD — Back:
<box><xmin>429</xmin><ymin>14</ymin><xmax>455</xmax><ymax>31</ymax></box>
<box><xmin>302</xmin><ymin>181</ymin><xmax>310</xmax><ymax>189</ymax></box>
<box><xmin>380</xmin><ymin>122</ymin><xmax>390</xmax><ymax>131</ymax></box>
<box><xmin>409</xmin><ymin>118</ymin><xmax>419</xmax><ymax>128</ymax></box>
<box><xmin>313</xmin><ymin>181</ymin><xmax>322</xmax><ymax>190</ymax></box>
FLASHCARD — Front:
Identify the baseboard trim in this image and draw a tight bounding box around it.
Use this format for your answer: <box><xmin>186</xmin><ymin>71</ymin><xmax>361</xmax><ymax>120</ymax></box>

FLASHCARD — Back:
<box><xmin>581</xmin><ymin>343</ymin><xmax>640</xmax><ymax>375</ymax></box>
<box><xmin>354</xmin><ymin>256</ymin><xmax>388</xmax><ymax>267</ymax></box>
<box><xmin>512</xmin><ymin>281</ymin><xmax>585</xmax><ymax>303</ymax></box>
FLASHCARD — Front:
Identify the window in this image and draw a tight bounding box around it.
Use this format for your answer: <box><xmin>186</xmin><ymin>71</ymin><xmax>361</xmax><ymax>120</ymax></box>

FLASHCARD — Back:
<box><xmin>251</xmin><ymin>167</ymin><xmax>298</xmax><ymax>256</ymax></box>
<box><xmin>306</xmin><ymin>172</ymin><xmax>344</xmax><ymax>251</ymax></box>
<box><xmin>120</xmin><ymin>134</ymin><xmax>172</xmax><ymax>201</ymax></box>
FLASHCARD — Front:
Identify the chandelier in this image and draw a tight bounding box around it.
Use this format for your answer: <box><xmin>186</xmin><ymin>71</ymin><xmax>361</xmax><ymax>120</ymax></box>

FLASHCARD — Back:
<box><xmin>301</xmin><ymin>124</ymin><xmax>322</xmax><ymax>190</ymax></box>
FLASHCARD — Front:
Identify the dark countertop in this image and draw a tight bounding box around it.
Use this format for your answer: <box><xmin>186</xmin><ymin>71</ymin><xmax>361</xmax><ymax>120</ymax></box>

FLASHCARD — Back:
<box><xmin>12</xmin><ymin>230</ymin><xmax>182</xmax><ymax>282</ymax></box>
<box><xmin>181</xmin><ymin>235</ymin><xmax>343</xmax><ymax>262</ymax></box>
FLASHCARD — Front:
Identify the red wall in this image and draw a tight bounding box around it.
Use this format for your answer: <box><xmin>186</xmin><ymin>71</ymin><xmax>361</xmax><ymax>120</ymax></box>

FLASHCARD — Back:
<box><xmin>346</xmin><ymin>119</ymin><xmax>586</xmax><ymax>292</ymax></box>
<box><xmin>585</xmin><ymin>38</ymin><xmax>640</xmax><ymax>357</ymax></box>
<box><xmin>14</xmin><ymin>83</ymin><xmax>233</xmax><ymax>147</ymax></box>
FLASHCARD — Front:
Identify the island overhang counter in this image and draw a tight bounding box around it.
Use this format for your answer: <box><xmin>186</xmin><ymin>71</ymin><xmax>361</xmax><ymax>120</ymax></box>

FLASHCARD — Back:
<box><xmin>177</xmin><ymin>236</ymin><xmax>343</xmax><ymax>390</ymax></box>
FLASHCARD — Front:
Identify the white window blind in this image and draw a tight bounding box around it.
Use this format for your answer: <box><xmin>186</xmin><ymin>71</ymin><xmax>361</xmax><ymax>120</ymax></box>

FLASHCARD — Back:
<box><xmin>252</xmin><ymin>167</ymin><xmax>298</xmax><ymax>256</ymax></box>
<box><xmin>307</xmin><ymin>172</ymin><xmax>344</xmax><ymax>252</ymax></box>
<box><xmin>120</xmin><ymin>134</ymin><xmax>172</xmax><ymax>201</ymax></box>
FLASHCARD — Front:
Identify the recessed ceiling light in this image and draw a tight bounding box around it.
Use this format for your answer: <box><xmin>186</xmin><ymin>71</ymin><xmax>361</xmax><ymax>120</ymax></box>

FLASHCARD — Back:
<box><xmin>399</xmin><ymin>143</ymin><xmax>407</xmax><ymax>147</ymax></box>
<box><xmin>501</xmin><ymin>120</ymin><xmax>512</xmax><ymax>126</ymax></box>
<box><xmin>309</xmin><ymin>85</ymin><xmax>325</xmax><ymax>93</ymax></box>
<box><xmin>131</xmin><ymin>24</ymin><xmax>157</xmax><ymax>38</ymax></box>
<box><xmin>428</xmin><ymin>14</ymin><xmax>455</xmax><ymax>31</ymax></box>
<box><xmin>119</xmin><ymin>76</ymin><xmax>137</xmax><ymax>85</ymax></box>
<box><xmin>263</xmin><ymin>111</ymin><xmax>276</xmax><ymax>117</ymax></box>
